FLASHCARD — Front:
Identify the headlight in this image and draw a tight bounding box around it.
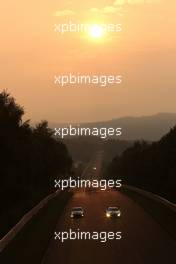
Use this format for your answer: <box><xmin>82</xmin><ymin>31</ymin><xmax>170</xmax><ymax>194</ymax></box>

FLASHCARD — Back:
<box><xmin>117</xmin><ymin>211</ymin><xmax>121</xmax><ymax>217</ymax></box>
<box><xmin>71</xmin><ymin>214</ymin><xmax>74</xmax><ymax>218</ymax></box>
<box><xmin>106</xmin><ymin>213</ymin><xmax>110</xmax><ymax>217</ymax></box>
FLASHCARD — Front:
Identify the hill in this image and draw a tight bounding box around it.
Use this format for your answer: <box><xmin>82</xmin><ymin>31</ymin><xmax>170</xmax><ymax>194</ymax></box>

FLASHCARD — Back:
<box><xmin>49</xmin><ymin>113</ymin><xmax>176</xmax><ymax>141</ymax></box>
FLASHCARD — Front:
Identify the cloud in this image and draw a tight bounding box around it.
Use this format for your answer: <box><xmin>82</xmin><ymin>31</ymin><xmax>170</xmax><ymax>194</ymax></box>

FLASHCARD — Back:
<box><xmin>90</xmin><ymin>6</ymin><xmax>119</xmax><ymax>14</ymax></box>
<box><xmin>89</xmin><ymin>0</ymin><xmax>161</xmax><ymax>16</ymax></box>
<box><xmin>53</xmin><ymin>10</ymin><xmax>75</xmax><ymax>17</ymax></box>
<box><xmin>90</xmin><ymin>8</ymin><xmax>100</xmax><ymax>13</ymax></box>
<box><xmin>103</xmin><ymin>6</ymin><xmax>118</xmax><ymax>14</ymax></box>
<box><xmin>54</xmin><ymin>0</ymin><xmax>161</xmax><ymax>18</ymax></box>
<box><xmin>114</xmin><ymin>0</ymin><xmax>126</xmax><ymax>5</ymax></box>
<box><xmin>114</xmin><ymin>0</ymin><xmax>161</xmax><ymax>5</ymax></box>
<box><xmin>90</xmin><ymin>6</ymin><xmax>122</xmax><ymax>16</ymax></box>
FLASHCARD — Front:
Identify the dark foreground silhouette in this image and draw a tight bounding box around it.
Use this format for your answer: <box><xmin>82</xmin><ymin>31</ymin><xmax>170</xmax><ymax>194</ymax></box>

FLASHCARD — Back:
<box><xmin>0</xmin><ymin>90</ymin><xmax>72</xmax><ymax>238</ymax></box>
<box><xmin>107</xmin><ymin>126</ymin><xmax>176</xmax><ymax>203</ymax></box>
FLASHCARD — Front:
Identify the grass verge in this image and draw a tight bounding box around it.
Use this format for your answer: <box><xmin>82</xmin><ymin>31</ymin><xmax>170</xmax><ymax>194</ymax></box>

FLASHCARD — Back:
<box><xmin>121</xmin><ymin>188</ymin><xmax>176</xmax><ymax>240</ymax></box>
<box><xmin>0</xmin><ymin>191</ymin><xmax>72</xmax><ymax>264</ymax></box>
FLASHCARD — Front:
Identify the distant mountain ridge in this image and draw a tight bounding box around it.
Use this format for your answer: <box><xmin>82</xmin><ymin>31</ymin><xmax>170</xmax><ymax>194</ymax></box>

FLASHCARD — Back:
<box><xmin>49</xmin><ymin>113</ymin><xmax>176</xmax><ymax>141</ymax></box>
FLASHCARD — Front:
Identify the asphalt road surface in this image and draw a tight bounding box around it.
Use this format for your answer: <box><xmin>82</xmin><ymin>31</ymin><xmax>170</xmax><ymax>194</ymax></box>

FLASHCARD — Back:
<box><xmin>42</xmin><ymin>152</ymin><xmax>176</xmax><ymax>264</ymax></box>
<box><xmin>42</xmin><ymin>189</ymin><xmax>176</xmax><ymax>264</ymax></box>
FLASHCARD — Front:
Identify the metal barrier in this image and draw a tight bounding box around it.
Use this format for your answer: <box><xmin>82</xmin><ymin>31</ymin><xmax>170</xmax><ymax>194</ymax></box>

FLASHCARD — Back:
<box><xmin>122</xmin><ymin>185</ymin><xmax>176</xmax><ymax>212</ymax></box>
<box><xmin>0</xmin><ymin>190</ymin><xmax>61</xmax><ymax>253</ymax></box>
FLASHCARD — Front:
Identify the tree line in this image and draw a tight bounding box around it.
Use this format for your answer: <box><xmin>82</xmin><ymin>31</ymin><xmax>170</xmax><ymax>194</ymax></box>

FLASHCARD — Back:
<box><xmin>107</xmin><ymin>125</ymin><xmax>176</xmax><ymax>203</ymax></box>
<box><xmin>0</xmin><ymin>91</ymin><xmax>72</xmax><ymax>238</ymax></box>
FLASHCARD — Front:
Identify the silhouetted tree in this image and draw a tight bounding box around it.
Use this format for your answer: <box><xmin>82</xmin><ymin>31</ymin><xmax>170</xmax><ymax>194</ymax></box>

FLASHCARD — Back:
<box><xmin>107</xmin><ymin>128</ymin><xmax>176</xmax><ymax>203</ymax></box>
<box><xmin>0</xmin><ymin>90</ymin><xmax>72</xmax><ymax>238</ymax></box>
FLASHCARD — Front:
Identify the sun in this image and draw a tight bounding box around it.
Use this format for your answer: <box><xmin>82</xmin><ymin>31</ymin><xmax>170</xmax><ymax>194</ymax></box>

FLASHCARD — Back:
<box><xmin>89</xmin><ymin>25</ymin><xmax>104</xmax><ymax>39</ymax></box>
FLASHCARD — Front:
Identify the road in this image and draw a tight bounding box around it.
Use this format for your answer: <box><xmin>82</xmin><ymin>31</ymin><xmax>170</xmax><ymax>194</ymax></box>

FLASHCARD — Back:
<box><xmin>42</xmin><ymin>153</ymin><xmax>176</xmax><ymax>264</ymax></box>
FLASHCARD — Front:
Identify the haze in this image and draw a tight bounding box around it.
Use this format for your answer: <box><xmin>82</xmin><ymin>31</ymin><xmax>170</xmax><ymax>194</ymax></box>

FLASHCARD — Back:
<box><xmin>0</xmin><ymin>0</ymin><xmax>176</xmax><ymax>123</ymax></box>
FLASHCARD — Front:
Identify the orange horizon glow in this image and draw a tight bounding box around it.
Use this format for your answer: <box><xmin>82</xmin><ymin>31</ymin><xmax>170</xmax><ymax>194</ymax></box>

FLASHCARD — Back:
<box><xmin>0</xmin><ymin>0</ymin><xmax>176</xmax><ymax>123</ymax></box>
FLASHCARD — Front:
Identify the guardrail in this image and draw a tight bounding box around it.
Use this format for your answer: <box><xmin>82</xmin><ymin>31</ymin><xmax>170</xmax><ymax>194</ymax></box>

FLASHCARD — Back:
<box><xmin>0</xmin><ymin>190</ymin><xmax>61</xmax><ymax>253</ymax></box>
<box><xmin>122</xmin><ymin>185</ymin><xmax>176</xmax><ymax>212</ymax></box>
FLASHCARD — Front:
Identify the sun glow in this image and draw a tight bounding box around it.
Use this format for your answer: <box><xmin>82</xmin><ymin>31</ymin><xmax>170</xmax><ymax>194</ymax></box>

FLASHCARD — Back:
<box><xmin>89</xmin><ymin>25</ymin><xmax>104</xmax><ymax>39</ymax></box>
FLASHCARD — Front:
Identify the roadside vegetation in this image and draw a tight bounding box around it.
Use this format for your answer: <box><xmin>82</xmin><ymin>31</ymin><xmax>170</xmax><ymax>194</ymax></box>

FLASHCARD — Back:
<box><xmin>107</xmin><ymin>126</ymin><xmax>176</xmax><ymax>203</ymax></box>
<box><xmin>0</xmin><ymin>90</ymin><xmax>72</xmax><ymax>239</ymax></box>
<box><xmin>0</xmin><ymin>191</ymin><xmax>72</xmax><ymax>264</ymax></box>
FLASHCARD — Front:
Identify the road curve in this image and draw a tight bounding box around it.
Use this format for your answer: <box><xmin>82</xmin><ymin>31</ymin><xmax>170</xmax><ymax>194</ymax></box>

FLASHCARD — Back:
<box><xmin>42</xmin><ymin>189</ymin><xmax>176</xmax><ymax>264</ymax></box>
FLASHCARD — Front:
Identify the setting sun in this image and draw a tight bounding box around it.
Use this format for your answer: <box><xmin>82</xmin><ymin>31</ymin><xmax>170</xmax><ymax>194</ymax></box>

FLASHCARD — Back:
<box><xmin>89</xmin><ymin>25</ymin><xmax>104</xmax><ymax>39</ymax></box>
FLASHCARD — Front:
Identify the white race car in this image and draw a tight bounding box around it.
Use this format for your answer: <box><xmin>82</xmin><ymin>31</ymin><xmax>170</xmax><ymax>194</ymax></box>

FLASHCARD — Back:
<box><xmin>106</xmin><ymin>207</ymin><xmax>121</xmax><ymax>218</ymax></box>
<box><xmin>70</xmin><ymin>207</ymin><xmax>84</xmax><ymax>218</ymax></box>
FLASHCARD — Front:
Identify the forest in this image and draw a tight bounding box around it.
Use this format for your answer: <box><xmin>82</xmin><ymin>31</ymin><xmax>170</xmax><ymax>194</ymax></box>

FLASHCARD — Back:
<box><xmin>107</xmin><ymin>125</ymin><xmax>176</xmax><ymax>203</ymax></box>
<box><xmin>0</xmin><ymin>91</ymin><xmax>72</xmax><ymax>238</ymax></box>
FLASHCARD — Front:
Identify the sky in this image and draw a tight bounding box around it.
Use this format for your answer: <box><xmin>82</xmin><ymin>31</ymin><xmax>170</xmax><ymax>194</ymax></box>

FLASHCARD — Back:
<box><xmin>0</xmin><ymin>0</ymin><xmax>176</xmax><ymax>123</ymax></box>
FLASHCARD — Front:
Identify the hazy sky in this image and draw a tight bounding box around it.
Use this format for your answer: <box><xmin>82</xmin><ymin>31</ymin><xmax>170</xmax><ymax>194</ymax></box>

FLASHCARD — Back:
<box><xmin>0</xmin><ymin>0</ymin><xmax>176</xmax><ymax>123</ymax></box>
